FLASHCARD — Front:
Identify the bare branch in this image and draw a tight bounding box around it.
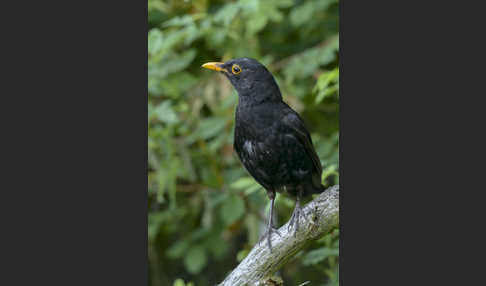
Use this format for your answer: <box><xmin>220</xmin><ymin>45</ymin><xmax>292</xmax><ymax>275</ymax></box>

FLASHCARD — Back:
<box><xmin>217</xmin><ymin>185</ymin><xmax>339</xmax><ymax>286</ymax></box>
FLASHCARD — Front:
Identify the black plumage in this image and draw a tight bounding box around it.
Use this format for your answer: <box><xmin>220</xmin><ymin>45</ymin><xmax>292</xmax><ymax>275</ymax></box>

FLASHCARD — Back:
<box><xmin>202</xmin><ymin>58</ymin><xmax>324</xmax><ymax>250</ymax></box>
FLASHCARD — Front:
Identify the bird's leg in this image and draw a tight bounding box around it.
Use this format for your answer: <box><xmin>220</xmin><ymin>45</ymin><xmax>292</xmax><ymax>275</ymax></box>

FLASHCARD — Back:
<box><xmin>287</xmin><ymin>191</ymin><xmax>301</xmax><ymax>234</ymax></box>
<box><xmin>259</xmin><ymin>191</ymin><xmax>281</xmax><ymax>252</ymax></box>
<box><xmin>287</xmin><ymin>187</ymin><xmax>308</xmax><ymax>236</ymax></box>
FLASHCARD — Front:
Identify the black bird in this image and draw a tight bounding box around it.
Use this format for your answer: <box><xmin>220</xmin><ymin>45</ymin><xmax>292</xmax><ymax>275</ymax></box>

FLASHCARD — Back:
<box><xmin>202</xmin><ymin>58</ymin><xmax>324</xmax><ymax>251</ymax></box>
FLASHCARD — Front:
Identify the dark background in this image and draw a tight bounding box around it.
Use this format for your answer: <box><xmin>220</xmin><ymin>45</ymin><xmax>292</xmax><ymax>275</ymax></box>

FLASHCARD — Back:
<box><xmin>1</xmin><ymin>0</ymin><xmax>483</xmax><ymax>285</ymax></box>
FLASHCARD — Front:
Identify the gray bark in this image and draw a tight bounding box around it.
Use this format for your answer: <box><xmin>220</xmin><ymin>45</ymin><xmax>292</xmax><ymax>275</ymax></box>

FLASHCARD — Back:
<box><xmin>217</xmin><ymin>185</ymin><xmax>339</xmax><ymax>286</ymax></box>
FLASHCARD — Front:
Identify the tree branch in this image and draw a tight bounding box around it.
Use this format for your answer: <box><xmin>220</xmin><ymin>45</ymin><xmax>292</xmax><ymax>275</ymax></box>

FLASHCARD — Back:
<box><xmin>217</xmin><ymin>185</ymin><xmax>339</xmax><ymax>286</ymax></box>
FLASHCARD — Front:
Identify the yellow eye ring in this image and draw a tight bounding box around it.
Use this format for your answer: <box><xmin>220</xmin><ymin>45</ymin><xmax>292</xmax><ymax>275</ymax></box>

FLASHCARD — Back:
<box><xmin>232</xmin><ymin>64</ymin><xmax>242</xmax><ymax>75</ymax></box>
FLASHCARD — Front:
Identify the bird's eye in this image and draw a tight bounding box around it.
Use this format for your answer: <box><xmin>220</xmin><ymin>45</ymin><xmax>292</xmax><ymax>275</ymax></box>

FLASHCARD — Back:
<box><xmin>232</xmin><ymin>64</ymin><xmax>241</xmax><ymax>75</ymax></box>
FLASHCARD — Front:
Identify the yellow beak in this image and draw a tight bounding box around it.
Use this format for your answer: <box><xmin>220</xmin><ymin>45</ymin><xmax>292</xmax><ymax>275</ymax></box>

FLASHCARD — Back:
<box><xmin>201</xmin><ymin>62</ymin><xmax>226</xmax><ymax>72</ymax></box>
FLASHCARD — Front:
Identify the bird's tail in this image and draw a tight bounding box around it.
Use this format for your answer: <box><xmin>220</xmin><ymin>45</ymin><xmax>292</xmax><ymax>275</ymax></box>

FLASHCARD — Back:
<box><xmin>303</xmin><ymin>182</ymin><xmax>326</xmax><ymax>196</ymax></box>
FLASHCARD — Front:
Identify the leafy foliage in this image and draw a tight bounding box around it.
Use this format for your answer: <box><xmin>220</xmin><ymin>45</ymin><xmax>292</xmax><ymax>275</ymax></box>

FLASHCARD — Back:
<box><xmin>148</xmin><ymin>0</ymin><xmax>339</xmax><ymax>285</ymax></box>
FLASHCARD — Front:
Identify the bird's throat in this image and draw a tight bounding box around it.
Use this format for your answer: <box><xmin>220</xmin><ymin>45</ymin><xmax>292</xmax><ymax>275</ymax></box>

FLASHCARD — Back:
<box><xmin>236</xmin><ymin>88</ymin><xmax>282</xmax><ymax>109</ymax></box>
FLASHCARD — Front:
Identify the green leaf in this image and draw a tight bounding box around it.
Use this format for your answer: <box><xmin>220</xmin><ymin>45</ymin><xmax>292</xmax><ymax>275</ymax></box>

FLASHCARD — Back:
<box><xmin>166</xmin><ymin>238</ymin><xmax>191</xmax><ymax>259</ymax></box>
<box><xmin>302</xmin><ymin>247</ymin><xmax>339</xmax><ymax>266</ymax></box>
<box><xmin>148</xmin><ymin>28</ymin><xmax>163</xmax><ymax>56</ymax></box>
<box><xmin>163</xmin><ymin>15</ymin><xmax>194</xmax><ymax>27</ymax></box>
<box><xmin>231</xmin><ymin>177</ymin><xmax>256</xmax><ymax>189</ymax></box>
<box><xmin>237</xmin><ymin>248</ymin><xmax>250</xmax><ymax>262</ymax></box>
<box><xmin>164</xmin><ymin>49</ymin><xmax>197</xmax><ymax>77</ymax></box>
<box><xmin>275</xmin><ymin>0</ymin><xmax>294</xmax><ymax>8</ymax></box>
<box><xmin>246</xmin><ymin>14</ymin><xmax>267</xmax><ymax>35</ymax></box>
<box><xmin>220</xmin><ymin>194</ymin><xmax>245</xmax><ymax>226</ymax></box>
<box><xmin>214</xmin><ymin>3</ymin><xmax>240</xmax><ymax>26</ymax></box>
<box><xmin>154</xmin><ymin>101</ymin><xmax>178</xmax><ymax>124</ymax></box>
<box><xmin>243</xmin><ymin>183</ymin><xmax>261</xmax><ymax>196</ymax></box>
<box><xmin>184</xmin><ymin>246</ymin><xmax>208</xmax><ymax>274</ymax></box>
<box><xmin>206</xmin><ymin>233</ymin><xmax>229</xmax><ymax>259</ymax></box>
<box><xmin>173</xmin><ymin>279</ymin><xmax>185</xmax><ymax>286</ymax></box>
<box><xmin>187</xmin><ymin>117</ymin><xmax>227</xmax><ymax>143</ymax></box>
<box><xmin>290</xmin><ymin>2</ymin><xmax>315</xmax><ymax>27</ymax></box>
<box><xmin>159</xmin><ymin>72</ymin><xmax>198</xmax><ymax>98</ymax></box>
<box><xmin>148</xmin><ymin>212</ymin><xmax>173</xmax><ymax>241</ymax></box>
<box><xmin>231</xmin><ymin>176</ymin><xmax>262</xmax><ymax>195</ymax></box>
<box><xmin>314</xmin><ymin>68</ymin><xmax>339</xmax><ymax>104</ymax></box>
<box><xmin>206</xmin><ymin>27</ymin><xmax>227</xmax><ymax>47</ymax></box>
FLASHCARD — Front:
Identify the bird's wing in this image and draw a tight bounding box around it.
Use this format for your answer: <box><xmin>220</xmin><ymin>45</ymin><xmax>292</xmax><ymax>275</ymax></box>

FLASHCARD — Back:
<box><xmin>234</xmin><ymin>138</ymin><xmax>274</xmax><ymax>190</ymax></box>
<box><xmin>281</xmin><ymin>105</ymin><xmax>323</xmax><ymax>176</ymax></box>
<box><xmin>233</xmin><ymin>124</ymin><xmax>277</xmax><ymax>191</ymax></box>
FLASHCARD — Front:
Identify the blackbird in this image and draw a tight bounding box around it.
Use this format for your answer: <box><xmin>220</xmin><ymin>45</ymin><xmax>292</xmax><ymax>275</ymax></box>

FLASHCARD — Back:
<box><xmin>202</xmin><ymin>58</ymin><xmax>324</xmax><ymax>251</ymax></box>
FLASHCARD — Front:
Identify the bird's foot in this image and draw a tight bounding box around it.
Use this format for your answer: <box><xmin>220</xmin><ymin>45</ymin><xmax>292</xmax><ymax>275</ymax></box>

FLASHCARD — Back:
<box><xmin>287</xmin><ymin>205</ymin><xmax>309</xmax><ymax>236</ymax></box>
<box><xmin>259</xmin><ymin>225</ymin><xmax>282</xmax><ymax>252</ymax></box>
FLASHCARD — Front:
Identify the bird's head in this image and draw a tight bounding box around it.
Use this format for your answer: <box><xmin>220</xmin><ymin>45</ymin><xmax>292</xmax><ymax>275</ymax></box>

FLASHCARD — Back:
<box><xmin>202</xmin><ymin>57</ymin><xmax>282</xmax><ymax>105</ymax></box>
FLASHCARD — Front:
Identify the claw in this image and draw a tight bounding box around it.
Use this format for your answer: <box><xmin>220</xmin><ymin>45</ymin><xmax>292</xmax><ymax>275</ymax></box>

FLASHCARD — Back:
<box><xmin>287</xmin><ymin>188</ymin><xmax>308</xmax><ymax>236</ymax></box>
<box><xmin>259</xmin><ymin>226</ymin><xmax>281</xmax><ymax>252</ymax></box>
<box><xmin>287</xmin><ymin>206</ymin><xmax>302</xmax><ymax>236</ymax></box>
